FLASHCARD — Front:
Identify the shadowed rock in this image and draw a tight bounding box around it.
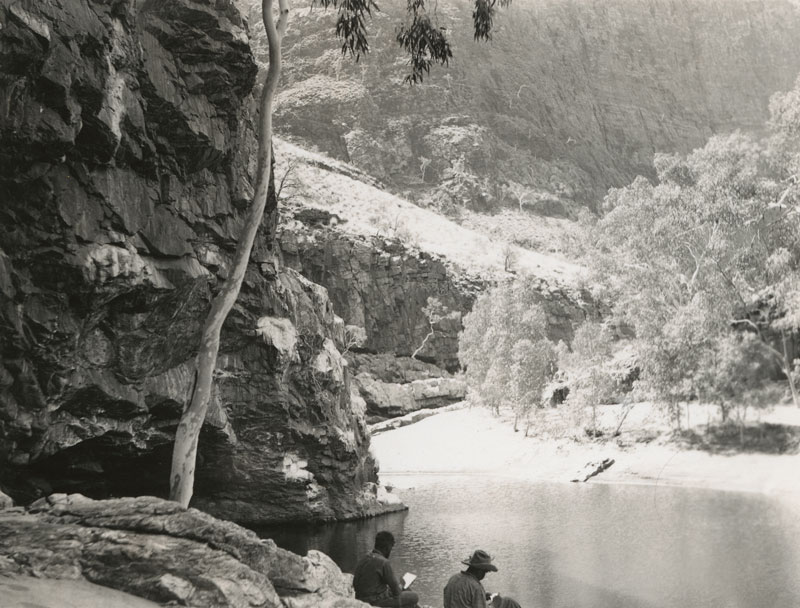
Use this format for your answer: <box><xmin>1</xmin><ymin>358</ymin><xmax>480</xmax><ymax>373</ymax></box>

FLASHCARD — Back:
<box><xmin>0</xmin><ymin>0</ymin><xmax>395</xmax><ymax>525</ymax></box>
<box><xmin>0</xmin><ymin>494</ymin><xmax>369</xmax><ymax>608</ymax></box>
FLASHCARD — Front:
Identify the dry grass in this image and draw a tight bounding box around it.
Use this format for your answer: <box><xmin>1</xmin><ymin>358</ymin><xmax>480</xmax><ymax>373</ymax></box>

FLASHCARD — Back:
<box><xmin>274</xmin><ymin>137</ymin><xmax>585</xmax><ymax>284</ymax></box>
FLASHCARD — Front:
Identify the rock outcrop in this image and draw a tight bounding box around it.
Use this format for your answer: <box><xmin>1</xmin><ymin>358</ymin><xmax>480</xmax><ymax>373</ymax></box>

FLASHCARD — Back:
<box><xmin>571</xmin><ymin>458</ymin><xmax>615</xmax><ymax>483</ymax></box>
<box><xmin>347</xmin><ymin>355</ymin><xmax>466</xmax><ymax>422</ymax></box>
<box><xmin>0</xmin><ymin>0</ymin><xmax>395</xmax><ymax>525</ymax></box>
<box><xmin>0</xmin><ymin>493</ymin><xmax>368</xmax><ymax>608</ymax></box>
<box><xmin>354</xmin><ymin>373</ymin><xmax>466</xmax><ymax>423</ymax></box>
<box><xmin>279</xmin><ymin>219</ymin><xmax>481</xmax><ymax>371</ymax></box>
<box><xmin>369</xmin><ymin>402</ymin><xmax>467</xmax><ymax>435</ymax></box>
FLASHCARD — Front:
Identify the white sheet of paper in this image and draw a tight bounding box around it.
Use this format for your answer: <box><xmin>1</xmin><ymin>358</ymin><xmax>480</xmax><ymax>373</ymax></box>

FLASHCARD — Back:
<box><xmin>401</xmin><ymin>572</ymin><xmax>417</xmax><ymax>590</ymax></box>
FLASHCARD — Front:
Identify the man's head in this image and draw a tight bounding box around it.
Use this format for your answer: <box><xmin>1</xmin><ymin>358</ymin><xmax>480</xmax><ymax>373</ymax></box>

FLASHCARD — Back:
<box><xmin>374</xmin><ymin>530</ymin><xmax>395</xmax><ymax>557</ymax></box>
<box><xmin>462</xmin><ymin>549</ymin><xmax>498</xmax><ymax>580</ymax></box>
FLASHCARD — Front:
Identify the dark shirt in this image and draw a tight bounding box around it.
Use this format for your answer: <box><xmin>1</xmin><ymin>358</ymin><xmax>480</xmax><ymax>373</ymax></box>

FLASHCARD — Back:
<box><xmin>353</xmin><ymin>550</ymin><xmax>401</xmax><ymax>603</ymax></box>
<box><xmin>443</xmin><ymin>571</ymin><xmax>487</xmax><ymax>608</ymax></box>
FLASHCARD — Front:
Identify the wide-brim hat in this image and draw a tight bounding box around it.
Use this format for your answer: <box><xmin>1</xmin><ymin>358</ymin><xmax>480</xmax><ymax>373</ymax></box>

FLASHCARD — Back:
<box><xmin>461</xmin><ymin>549</ymin><xmax>498</xmax><ymax>571</ymax></box>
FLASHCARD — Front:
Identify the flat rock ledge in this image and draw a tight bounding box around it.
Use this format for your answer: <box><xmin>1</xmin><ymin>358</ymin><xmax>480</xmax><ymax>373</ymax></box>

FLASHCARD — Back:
<box><xmin>369</xmin><ymin>402</ymin><xmax>469</xmax><ymax>435</ymax></box>
<box><xmin>0</xmin><ymin>494</ymin><xmax>370</xmax><ymax>608</ymax></box>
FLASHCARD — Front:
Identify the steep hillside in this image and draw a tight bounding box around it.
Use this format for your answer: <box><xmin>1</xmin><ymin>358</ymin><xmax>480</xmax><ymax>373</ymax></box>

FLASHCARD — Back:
<box><xmin>273</xmin><ymin>139</ymin><xmax>582</xmax><ymax>282</ymax></box>
<box><xmin>243</xmin><ymin>0</ymin><xmax>800</xmax><ymax>212</ymax></box>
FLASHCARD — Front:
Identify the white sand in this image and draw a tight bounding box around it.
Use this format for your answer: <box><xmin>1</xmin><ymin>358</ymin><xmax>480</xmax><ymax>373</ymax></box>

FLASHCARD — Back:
<box><xmin>371</xmin><ymin>404</ymin><xmax>800</xmax><ymax>501</ymax></box>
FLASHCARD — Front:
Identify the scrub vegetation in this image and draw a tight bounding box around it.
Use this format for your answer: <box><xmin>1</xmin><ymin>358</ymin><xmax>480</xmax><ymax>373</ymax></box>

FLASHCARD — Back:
<box><xmin>459</xmin><ymin>77</ymin><xmax>800</xmax><ymax>447</ymax></box>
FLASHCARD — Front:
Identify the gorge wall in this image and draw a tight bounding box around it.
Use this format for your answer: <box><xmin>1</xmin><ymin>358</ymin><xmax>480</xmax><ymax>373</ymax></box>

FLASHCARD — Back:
<box><xmin>243</xmin><ymin>0</ymin><xmax>800</xmax><ymax>212</ymax></box>
<box><xmin>0</xmin><ymin>0</ymin><xmax>395</xmax><ymax>525</ymax></box>
<box><xmin>279</xmin><ymin>215</ymin><xmax>478</xmax><ymax>421</ymax></box>
<box><xmin>277</xmin><ymin>205</ymin><xmax>602</xmax><ymax>421</ymax></box>
<box><xmin>279</xmin><ymin>220</ymin><xmax>480</xmax><ymax>371</ymax></box>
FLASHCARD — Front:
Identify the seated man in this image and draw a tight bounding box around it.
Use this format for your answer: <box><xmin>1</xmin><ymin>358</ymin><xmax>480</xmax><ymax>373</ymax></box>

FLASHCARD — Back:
<box><xmin>443</xmin><ymin>549</ymin><xmax>498</xmax><ymax>608</ymax></box>
<box><xmin>353</xmin><ymin>531</ymin><xmax>419</xmax><ymax>607</ymax></box>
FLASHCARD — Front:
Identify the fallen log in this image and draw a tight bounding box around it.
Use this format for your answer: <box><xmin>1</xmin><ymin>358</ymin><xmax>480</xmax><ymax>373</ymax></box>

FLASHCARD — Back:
<box><xmin>571</xmin><ymin>458</ymin><xmax>615</xmax><ymax>482</ymax></box>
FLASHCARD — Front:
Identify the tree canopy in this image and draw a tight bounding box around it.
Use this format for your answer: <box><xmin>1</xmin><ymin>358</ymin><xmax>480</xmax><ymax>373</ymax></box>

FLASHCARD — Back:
<box><xmin>587</xmin><ymin>77</ymin><xmax>800</xmax><ymax>411</ymax></box>
<box><xmin>459</xmin><ymin>280</ymin><xmax>557</xmax><ymax>431</ymax></box>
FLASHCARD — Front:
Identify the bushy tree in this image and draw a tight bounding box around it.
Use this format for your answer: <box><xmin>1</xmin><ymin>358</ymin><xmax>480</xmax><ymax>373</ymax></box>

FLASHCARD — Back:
<box><xmin>459</xmin><ymin>280</ymin><xmax>557</xmax><ymax>433</ymax></box>
<box><xmin>555</xmin><ymin>322</ymin><xmax>619</xmax><ymax>435</ymax></box>
<box><xmin>588</xmin><ymin>79</ymin><xmax>800</xmax><ymax>418</ymax></box>
<box><xmin>507</xmin><ymin>181</ymin><xmax>535</xmax><ymax>212</ymax></box>
<box><xmin>695</xmin><ymin>333</ymin><xmax>774</xmax><ymax>442</ymax></box>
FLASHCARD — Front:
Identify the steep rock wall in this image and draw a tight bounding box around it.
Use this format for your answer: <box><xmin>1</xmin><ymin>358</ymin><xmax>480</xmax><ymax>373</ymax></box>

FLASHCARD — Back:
<box><xmin>0</xmin><ymin>0</ymin><xmax>391</xmax><ymax>525</ymax></box>
<box><xmin>279</xmin><ymin>218</ymin><xmax>481</xmax><ymax>371</ymax></box>
<box><xmin>280</xmin><ymin>214</ymin><xmax>603</xmax><ymax>363</ymax></box>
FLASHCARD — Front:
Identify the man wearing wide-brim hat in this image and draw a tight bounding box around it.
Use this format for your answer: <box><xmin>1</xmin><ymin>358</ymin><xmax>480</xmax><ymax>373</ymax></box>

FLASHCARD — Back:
<box><xmin>443</xmin><ymin>550</ymin><xmax>498</xmax><ymax>608</ymax></box>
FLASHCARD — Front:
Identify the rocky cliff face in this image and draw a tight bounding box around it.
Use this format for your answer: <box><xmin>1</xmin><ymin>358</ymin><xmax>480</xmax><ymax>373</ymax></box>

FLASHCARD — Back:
<box><xmin>278</xmin><ymin>210</ymin><xmax>476</xmax><ymax>419</ymax></box>
<box><xmin>279</xmin><ymin>216</ymin><xmax>482</xmax><ymax>371</ymax></box>
<box><xmin>278</xmin><ymin>205</ymin><xmax>601</xmax><ymax>420</ymax></box>
<box><xmin>0</xmin><ymin>0</ymin><xmax>395</xmax><ymax>525</ymax></box>
<box><xmin>243</xmin><ymin>0</ymin><xmax>800</xmax><ymax>212</ymax></box>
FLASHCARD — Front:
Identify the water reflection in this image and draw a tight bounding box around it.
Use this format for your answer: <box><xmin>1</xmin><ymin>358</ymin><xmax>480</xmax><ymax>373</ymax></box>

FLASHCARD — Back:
<box><xmin>258</xmin><ymin>477</ymin><xmax>800</xmax><ymax>608</ymax></box>
<box><xmin>259</xmin><ymin>511</ymin><xmax>410</xmax><ymax>571</ymax></box>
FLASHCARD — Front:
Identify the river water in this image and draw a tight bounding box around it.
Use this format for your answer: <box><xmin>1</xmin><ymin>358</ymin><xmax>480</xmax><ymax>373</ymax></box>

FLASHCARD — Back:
<box><xmin>261</xmin><ymin>475</ymin><xmax>800</xmax><ymax>608</ymax></box>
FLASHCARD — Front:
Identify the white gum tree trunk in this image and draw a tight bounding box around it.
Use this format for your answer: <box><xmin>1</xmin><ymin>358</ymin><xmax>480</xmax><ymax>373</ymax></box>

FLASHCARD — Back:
<box><xmin>169</xmin><ymin>0</ymin><xmax>290</xmax><ymax>507</ymax></box>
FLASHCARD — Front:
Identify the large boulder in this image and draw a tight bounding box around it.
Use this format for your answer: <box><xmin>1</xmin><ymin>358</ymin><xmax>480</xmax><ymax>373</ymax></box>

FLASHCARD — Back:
<box><xmin>0</xmin><ymin>493</ymin><xmax>368</xmax><ymax>608</ymax></box>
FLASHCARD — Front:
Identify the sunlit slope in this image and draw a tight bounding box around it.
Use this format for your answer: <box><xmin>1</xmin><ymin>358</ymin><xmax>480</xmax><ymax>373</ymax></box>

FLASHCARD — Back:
<box><xmin>274</xmin><ymin>138</ymin><xmax>584</xmax><ymax>282</ymax></box>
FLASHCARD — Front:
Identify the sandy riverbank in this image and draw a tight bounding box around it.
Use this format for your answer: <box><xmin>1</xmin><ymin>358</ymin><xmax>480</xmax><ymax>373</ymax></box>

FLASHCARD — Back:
<box><xmin>371</xmin><ymin>403</ymin><xmax>800</xmax><ymax>501</ymax></box>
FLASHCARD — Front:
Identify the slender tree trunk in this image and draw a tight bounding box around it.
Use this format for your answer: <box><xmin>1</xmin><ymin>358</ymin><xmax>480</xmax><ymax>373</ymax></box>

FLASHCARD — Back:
<box><xmin>613</xmin><ymin>402</ymin><xmax>634</xmax><ymax>436</ymax></box>
<box><xmin>169</xmin><ymin>0</ymin><xmax>290</xmax><ymax>508</ymax></box>
<box><xmin>737</xmin><ymin>404</ymin><xmax>746</xmax><ymax>446</ymax></box>
<box><xmin>412</xmin><ymin>322</ymin><xmax>435</xmax><ymax>360</ymax></box>
<box><xmin>781</xmin><ymin>330</ymin><xmax>799</xmax><ymax>408</ymax></box>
